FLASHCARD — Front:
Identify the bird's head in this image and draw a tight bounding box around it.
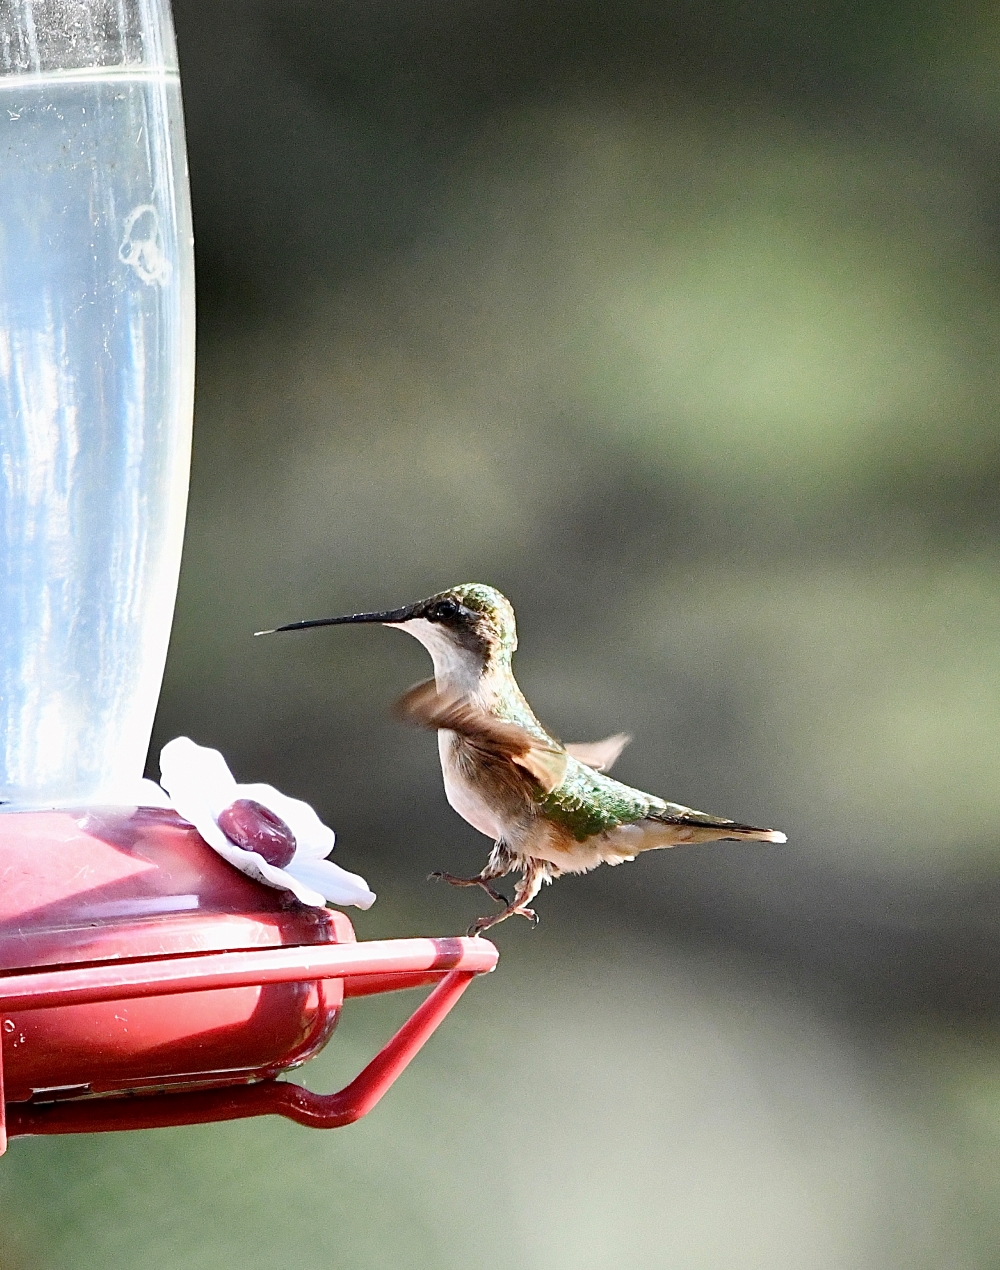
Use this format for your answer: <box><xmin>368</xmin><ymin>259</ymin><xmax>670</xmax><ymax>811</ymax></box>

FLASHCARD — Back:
<box><xmin>257</xmin><ymin>583</ymin><xmax>517</xmax><ymax>694</ymax></box>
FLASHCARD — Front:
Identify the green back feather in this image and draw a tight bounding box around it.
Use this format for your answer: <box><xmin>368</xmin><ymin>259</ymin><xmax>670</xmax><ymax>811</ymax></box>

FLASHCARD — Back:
<box><xmin>539</xmin><ymin>758</ymin><xmax>664</xmax><ymax>840</ymax></box>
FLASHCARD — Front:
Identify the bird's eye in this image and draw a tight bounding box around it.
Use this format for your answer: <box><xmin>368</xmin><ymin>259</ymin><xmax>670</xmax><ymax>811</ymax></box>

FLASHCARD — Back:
<box><xmin>431</xmin><ymin>598</ymin><xmax>461</xmax><ymax>621</ymax></box>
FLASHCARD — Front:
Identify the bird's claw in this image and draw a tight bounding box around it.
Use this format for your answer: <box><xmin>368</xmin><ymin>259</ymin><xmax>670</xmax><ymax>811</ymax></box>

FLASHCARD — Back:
<box><xmin>466</xmin><ymin>905</ymin><xmax>539</xmax><ymax>936</ymax></box>
<box><xmin>428</xmin><ymin>870</ymin><xmax>508</xmax><ymax>906</ymax></box>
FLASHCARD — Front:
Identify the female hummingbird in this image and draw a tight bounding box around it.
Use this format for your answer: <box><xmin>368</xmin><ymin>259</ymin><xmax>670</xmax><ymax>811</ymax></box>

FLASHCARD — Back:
<box><xmin>258</xmin><ymin>583</ymin><xmax>786</xmax><ymax>934</ymax></box>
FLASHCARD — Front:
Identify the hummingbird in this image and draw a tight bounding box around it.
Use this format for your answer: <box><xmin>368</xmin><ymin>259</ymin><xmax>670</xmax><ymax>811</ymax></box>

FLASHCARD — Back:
<box><xmin>257</xmin><ymin>583</ymin><xmax>786</xmax><ymax>934</ymax></box>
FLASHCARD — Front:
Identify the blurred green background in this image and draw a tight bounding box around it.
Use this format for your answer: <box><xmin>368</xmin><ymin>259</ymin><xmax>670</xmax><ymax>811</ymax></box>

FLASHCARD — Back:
<box><xmin>4</xmin><ymin>1</ymin><xmax>1000</xmax><ymax>1265</ymax></box>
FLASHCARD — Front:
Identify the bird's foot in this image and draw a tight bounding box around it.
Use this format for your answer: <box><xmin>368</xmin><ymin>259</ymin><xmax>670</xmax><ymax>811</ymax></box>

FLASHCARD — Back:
<box><xmin>467</xmin><ymin>905</ymin><xmax>538</xmax><ymax>936</ymax></box>
<box><xmin>428</xmin><ymin>870</ymin><xmax>508</xmax><ymax>906</ymax></box>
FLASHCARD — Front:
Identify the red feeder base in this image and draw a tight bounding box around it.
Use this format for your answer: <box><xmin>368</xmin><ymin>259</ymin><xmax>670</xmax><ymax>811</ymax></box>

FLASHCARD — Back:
<box><xmin>0</xmin><ymin>808</ymin><xmax>498</xmax><ymax>1152</ymax></box>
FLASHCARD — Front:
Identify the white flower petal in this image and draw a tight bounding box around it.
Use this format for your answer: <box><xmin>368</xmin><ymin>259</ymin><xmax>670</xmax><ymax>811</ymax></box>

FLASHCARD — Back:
<box><xmin>235</xmin><ymin>782</ymin><xmax>335</xmax><ymax>859</ymax></box>
<box><xmin>159</xmin><ymin>739</ymin><xmax>239</xmax><ymax>856</ymax></box>
<box><xmin>155</xmin><ymin>735</ymin><xmax>374</xmax><ymax>912</ymax></box>
<box><xmin>207</xmin><ymin>837</ymin><xmax>328</xmax><ymax>907</ymax></box>
<box><xmin>159</xmin><ymin>737</ymin><xmax>238</xmax><ymax>820</ymax></box>
<box><xmin>286</xmin><ymin>856</ymin><xmax>376</xmax><ymax>909</ymax></box>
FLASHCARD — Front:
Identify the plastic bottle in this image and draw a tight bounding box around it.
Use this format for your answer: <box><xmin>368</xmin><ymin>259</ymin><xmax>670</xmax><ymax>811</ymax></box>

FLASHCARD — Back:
<box><xmin>0</xmin><ymin>0</ymin><xmax>195</xmax><ymax>807</ymax></box>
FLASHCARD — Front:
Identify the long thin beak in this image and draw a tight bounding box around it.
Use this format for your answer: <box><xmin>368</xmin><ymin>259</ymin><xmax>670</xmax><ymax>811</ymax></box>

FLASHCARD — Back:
<box><xmin>254</xmin><ymin>605</ymin><xmax>416</xmax><ymax>637</ymax></box>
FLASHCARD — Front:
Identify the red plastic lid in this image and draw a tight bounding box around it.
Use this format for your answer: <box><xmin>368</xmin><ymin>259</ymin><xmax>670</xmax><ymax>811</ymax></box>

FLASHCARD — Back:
<box><xmin>0</xmin><ymin>807</ymin><xmax>347</xmax><ymax>972</ymax></box>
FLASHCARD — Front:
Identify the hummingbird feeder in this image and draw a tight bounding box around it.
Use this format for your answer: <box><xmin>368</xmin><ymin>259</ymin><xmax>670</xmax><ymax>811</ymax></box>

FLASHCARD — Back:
<box><xmin>0</xmin><ymin>0</ymin><xmax>497</xmax><ymax>1155</ymax></box>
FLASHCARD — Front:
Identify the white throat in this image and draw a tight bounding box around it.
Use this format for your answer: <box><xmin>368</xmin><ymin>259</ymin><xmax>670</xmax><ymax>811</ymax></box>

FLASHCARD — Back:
<box><xmin>392</xmin><ymin>617</ymin><xmax>484</xmax><ymax>696</ymax></box>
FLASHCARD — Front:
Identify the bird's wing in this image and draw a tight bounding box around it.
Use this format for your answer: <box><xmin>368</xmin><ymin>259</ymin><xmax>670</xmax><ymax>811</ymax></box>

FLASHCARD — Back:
<box><xmin>564</xmin><ymin>733</ymin><xmax>631</xmax><ymax>772</ymax></box>
<box><xmin>393</xmin><ymin>679</ymin><xmax>568</xmax><ymax>794</ymax></box>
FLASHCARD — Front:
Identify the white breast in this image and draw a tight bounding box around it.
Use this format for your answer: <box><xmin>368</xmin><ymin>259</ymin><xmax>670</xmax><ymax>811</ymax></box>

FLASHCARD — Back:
<box><xmin>392</xmin><ymin>615</ymin><xmax>501</xmax><ymax>839</ymax></box>
<box><xmin>437</xmin><ymin>729</ymin><xmax>503</xmax><ymax>840</ymax></box>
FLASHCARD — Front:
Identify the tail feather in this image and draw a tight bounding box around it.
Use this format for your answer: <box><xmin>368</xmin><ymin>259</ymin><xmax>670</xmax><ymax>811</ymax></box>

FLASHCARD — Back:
<box><xmin>535</xmin><ymin>814</ymin><xmax>787</xmax><ymax>874</ymax></box>
<box><xmin>644</xmin><ymin>812</ymin><xmax>787</xmax><ymax>848</ymax></box>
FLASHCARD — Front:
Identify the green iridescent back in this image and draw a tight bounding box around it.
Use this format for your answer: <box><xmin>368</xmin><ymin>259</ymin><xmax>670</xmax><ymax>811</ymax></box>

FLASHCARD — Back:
<box><xmin>538</xmin><ymin>758</ymin><xmax>665</xmax><ymax>840</ymax></box>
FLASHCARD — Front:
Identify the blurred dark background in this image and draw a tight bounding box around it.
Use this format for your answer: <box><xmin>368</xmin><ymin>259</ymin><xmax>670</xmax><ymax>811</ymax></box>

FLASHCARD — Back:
<box><xmin>4</xmin><ymin>2</ymin><xmax>1000</xmax><ymax>1266</ymax></box>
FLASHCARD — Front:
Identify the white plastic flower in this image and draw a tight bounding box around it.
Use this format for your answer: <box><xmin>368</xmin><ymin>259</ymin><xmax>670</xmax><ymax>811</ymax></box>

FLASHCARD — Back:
<box><xmin>156</xmin><ymin>736</ymin><xmax>375</xmax><ymax>911</ymax></box>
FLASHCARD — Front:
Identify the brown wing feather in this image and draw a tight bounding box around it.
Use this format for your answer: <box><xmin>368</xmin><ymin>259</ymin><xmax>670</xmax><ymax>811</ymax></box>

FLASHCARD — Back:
<box><xmin>564</xmin><ymin>733</ymin><xmax>631</xmax><ymax>772</ymax></box>
<box><xmin>392</xmin><ymin>679</ymin><xmax>568</xmax><ymax>794</ymax></box>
